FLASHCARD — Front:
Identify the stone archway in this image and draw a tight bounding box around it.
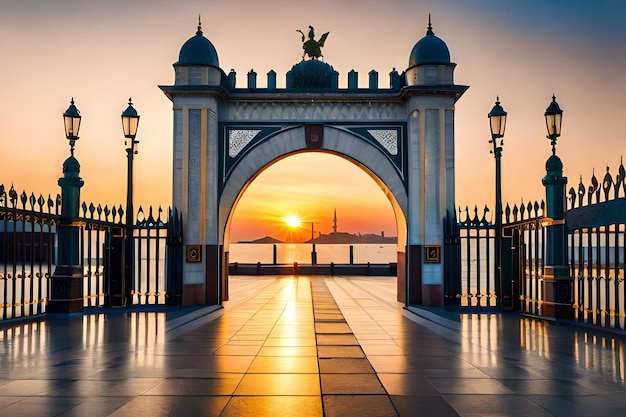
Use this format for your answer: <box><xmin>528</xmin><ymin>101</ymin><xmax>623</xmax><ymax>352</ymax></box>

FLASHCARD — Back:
<box><xmin>160</xmin><ymin>21</ymin><xmax>468</xmax><ymax>308</ymax></box>
<box><xmin>219</xmin><ymin>126</ymin><xmax>408</xmax><ymax>303</ymax></box>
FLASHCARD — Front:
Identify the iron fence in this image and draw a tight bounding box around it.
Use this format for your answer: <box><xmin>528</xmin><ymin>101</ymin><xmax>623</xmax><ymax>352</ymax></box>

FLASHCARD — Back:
<box><xmin>567</xmin><ymin>161</ymin><xmax>626</xmax><ymax>329</ymax></box>
<box><xmin>0</xmin><ymin>185</ymin><xmax>58</xmax><ymax>319</ymax></box>
<box><xmin>0</xmin><ymin>184</ymin><xmax>182</xmax><ymax>320</ymax></box>
<box><xmin>450</xmin><ymin>202</ymin><xmax>546</xmax><ymax>312</ymax></box>
<box><xmin>451</xmin><ymin>159</ymin><xmax>626</xmax><ymax>331</ymax></box>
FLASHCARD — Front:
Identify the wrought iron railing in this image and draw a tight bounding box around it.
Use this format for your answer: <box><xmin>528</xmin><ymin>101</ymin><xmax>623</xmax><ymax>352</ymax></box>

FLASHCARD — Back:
<box><xmin>451</xmin><ymin>201</ymin><xmax>545</xmax><ymax>311</ymax></box>
<box><xmin>567</xmin><ymin>160</ymin><xmax>626</xmax><ymax>330</ymax></box>
<box><xmin>0</xmin><ymin>183</ymin><xmax>182</xmax><ymax>320</ymax></box>
<box><xmin>452</xmin><ymin>158</ymin><xmax>626</xmax><ymax>332</ymax></box>
<box><xmin>0</xmin><ymin>185</ymin><xmax>59</xmax><ymax>319</ymax></box>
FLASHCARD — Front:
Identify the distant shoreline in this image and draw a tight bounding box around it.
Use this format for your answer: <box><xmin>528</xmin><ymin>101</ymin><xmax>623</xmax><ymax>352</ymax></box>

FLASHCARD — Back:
<box><xmin>238</xmin><ymin>232</ymin><xmax>397</xmax><ymax>245</ymax></box>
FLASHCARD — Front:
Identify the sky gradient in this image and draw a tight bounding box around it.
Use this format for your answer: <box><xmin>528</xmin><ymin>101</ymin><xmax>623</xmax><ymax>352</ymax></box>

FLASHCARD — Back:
<box><xmin>1</xmin><ymin>0</ymin><xmax>625</xmax><ymax>241</ymax></box>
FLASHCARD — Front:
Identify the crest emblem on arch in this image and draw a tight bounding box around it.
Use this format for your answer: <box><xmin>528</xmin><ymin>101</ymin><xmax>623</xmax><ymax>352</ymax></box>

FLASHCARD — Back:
<box><xmin>305</xmin><ymin>124</ymin><xmax>324</xmax><ymax>149</ymax></box>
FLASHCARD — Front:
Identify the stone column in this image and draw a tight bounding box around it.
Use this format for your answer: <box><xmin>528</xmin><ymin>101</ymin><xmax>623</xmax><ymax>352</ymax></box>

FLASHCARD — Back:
<box><xmin>542</xmin><ymin>154</ymin><xmax>573</xmax><ymax>319</ymax></box>
<box><xmin>47</xmin><ymin>155</ymin><xmax>84</xmax><ymax>313</ymax></box>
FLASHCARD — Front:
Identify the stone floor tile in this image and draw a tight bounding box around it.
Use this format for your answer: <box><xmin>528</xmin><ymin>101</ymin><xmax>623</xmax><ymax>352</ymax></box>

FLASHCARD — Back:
<box><xmin>446</xmin><ymin>394</ymin><xmax>555</xmax><ymax>417</ymax></box>
<box><xmin>234</xmin><ymin>373</ymin><xmax>321</xmax><ymax>395</ymax></box>
<box><xmin>319</xmin><ymin>358</ymin><xmax>375</xmax><ymax>374</ymax></box>
<box><xmin>428</xmin><ymin>377</ymin><xmax>515</xmax><ymax>395</ymax></box>
<box><xmin>56</xmin><ymin>397</ymin><xmax>135</xmax><ymax>417</ymax></box>
<box><xmin>248</xmin><ymin>356</ymin><xmax>319</xmax><ymax>373</ymax></box>
<box><xmin>108</xmin><ymin>395</ymin><xmax>230</xmax><ymax>417</ymax></box>
<box><xmin>317</xmin><ymin>345</ymin><xmax>365</xmax><ymax>358</ymax></box>
<box><xmin>213</xmin><ymin>344</ymin><xmax>262</xmax><ymax>356</ymax></box>
<box><xmin>526</xmin><ymin>394</ymin><xmax>626</xmax><ymax>417</ymax></box>
<box><xmin>378</xmin><ymin>373</ymin><xmax>439</xmax><ymax>395</ymax></box>
<box><xmin>258</xmin><ymin>346</ymin><xmax>318</xmax><ymax>357</ymax></box>
<box><xmin>263</xmin><ymin>337</ymin><xmax>317</xmax><ymax>347</ymax></box>
<box><xmin>144</xmin><ymin>375</ymin><xmax>243</xmax><ymax>396</ymax></box>
<box><xmin>390</xmin><ymin>395</ymin><xmax>460</xmax><ymax>417</ymax></box>
<box><xmin>220</xmin><ymin>396</ymin><xmax>322</xmax><ymax>417</ymax></box>
<box><xmin>500</xmin><ymin>378</ymin><xmax>595</xmax><ymax>395</ymax></box>
<box><xmin>315</xmin><ymin>322</ymin><xmax>353</xmax><ymax>334</ymax></box>
<box><xmin>323</xmin><ymin>395</ymin><xmax>398</xmax><ymax>417</ymax></box>
<box><xmin>320</xmin><ymin>373</ymin><xmax>386</xmax><ymax>394</ymax></box>
<box><xmin>316</xmin><ymin>334</ymin><xmax>359</xmax><ymax>345</ymax></box>
<box><xmin>0</xmin><ymin>396</ymin><xmax>82</xmax><ymax>417</ymax></box>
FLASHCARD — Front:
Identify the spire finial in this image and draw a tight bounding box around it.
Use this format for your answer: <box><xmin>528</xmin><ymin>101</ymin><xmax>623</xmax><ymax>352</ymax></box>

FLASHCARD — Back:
<box><xmin>196</xmin><ymin>14</ymin><xmax>203</xmax><ymax>35</ymax></box>
<box><xmin>427</xmin><ymin>14</ymin><xmax>434</xmax><ymax>35</ymax></box>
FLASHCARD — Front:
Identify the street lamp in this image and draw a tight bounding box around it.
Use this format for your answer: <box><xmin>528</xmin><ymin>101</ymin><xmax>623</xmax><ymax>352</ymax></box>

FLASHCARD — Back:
<box><xmin>541</xmin><ymin>95</ymin><xmax>570</xmax><ymax>318</ymax></box>
<box><xmin>48</xmin><ymin>99</ymin><xmax>85</xmax><ymax>313</ymax></box>
<box><xmin>63</xmin><ymin>98</ymin><xmax>82</xmax><ymax>153</ymax></box>
<box><xmin>488</xmin><ymin>97</ymin><xmax>507</xmax><ymax>309</ymax></box>
<box><xmin>121</xmin><ymin>98</ymin><xmax>140</xmax><ymax>307</ymax></box>
<box><xmin>544</xmin><ymin>94</ymin><xmax>563</xmax><ymax>155</ymax></box>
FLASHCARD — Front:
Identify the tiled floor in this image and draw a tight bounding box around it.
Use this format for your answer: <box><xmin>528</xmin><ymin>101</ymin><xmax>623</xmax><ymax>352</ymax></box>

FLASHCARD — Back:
<box><xmin>1</xmin><ymin>275</ymin><xmax>626</xmax><ymax>416</ymax></box>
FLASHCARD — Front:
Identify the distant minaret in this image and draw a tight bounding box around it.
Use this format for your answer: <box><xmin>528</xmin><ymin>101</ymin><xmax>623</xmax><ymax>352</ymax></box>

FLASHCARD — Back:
<box><xmin>333</xmin><ymin>209</ymin><xmax>337</xmax><ymax>234</ymax></box>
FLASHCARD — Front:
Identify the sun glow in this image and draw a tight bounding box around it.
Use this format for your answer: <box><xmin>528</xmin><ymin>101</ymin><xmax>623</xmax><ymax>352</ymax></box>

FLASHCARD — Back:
<box><xmin>284</xmin><ymin>215</ymin><xmax>302</xmax><ymax>228</ymax></box>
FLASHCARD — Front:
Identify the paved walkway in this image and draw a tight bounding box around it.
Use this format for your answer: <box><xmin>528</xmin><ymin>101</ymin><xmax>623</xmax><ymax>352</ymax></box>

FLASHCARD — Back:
<box><xmin>1</xmin><ymin>276</ymin><xmax>626</xmax><ymax>416</ymax></box>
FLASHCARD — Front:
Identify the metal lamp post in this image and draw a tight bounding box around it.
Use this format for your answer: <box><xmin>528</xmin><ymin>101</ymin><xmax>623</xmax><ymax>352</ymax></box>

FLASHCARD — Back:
<box><xmin>121</xmin><ymin>98</ymin><xmax>140</xmax><ymax>307</ymax></box>
<box><xmin>545</xmin><ymin>95</ymin><xmax>563</xmax><ymax>155</ymax></box>
<box><xmin>542</xmin><ymin>95</ymin><xmax>571</xmax><ymax>318</ymax></box>
<box><xmin>488</xmin><ymin>97</ymin><xmax>507</xmax><ymax>309</ymax></box>
<box><xmin>48</xmin><ymin>99</ymin><xmax>85</xmax><ymax>313</ymax></box>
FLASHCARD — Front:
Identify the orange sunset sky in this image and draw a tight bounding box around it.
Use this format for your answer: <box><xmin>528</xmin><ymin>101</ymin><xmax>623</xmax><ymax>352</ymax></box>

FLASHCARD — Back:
<box><xmin>1</xmin><ymin>0</ymin><xmax>625</xmax><ymax>242</ymax></box>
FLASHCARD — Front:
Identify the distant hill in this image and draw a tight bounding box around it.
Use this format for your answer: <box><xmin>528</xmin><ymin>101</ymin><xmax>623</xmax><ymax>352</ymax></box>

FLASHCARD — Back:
<box><xmin>238</xmin><ymin>236</ymin><xmax>283</xmax><ymax>244</ymax></box>
<box><xmin>306</xmin><ymin>232</ymin><xmax>397</xmax><ymax>244</ymax></box>
<box><xmin>237</xmin><ymin>233</ymin><xmax>397</xmax><ymax>244</ymax></box>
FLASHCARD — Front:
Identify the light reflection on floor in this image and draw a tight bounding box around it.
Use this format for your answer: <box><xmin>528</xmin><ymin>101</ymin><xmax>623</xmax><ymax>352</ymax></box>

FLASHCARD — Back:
<box><xmin>0</xmin><ymin>276</ymin><xmax>625</xmax><ymax>416</ymax></box>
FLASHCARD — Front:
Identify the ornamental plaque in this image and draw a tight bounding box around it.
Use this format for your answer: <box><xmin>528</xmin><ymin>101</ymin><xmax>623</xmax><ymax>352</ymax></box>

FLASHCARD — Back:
<box><xmin>305</xmin><ymin>124</ymin><xmax>323</xmax><ymax>149</ymax></box>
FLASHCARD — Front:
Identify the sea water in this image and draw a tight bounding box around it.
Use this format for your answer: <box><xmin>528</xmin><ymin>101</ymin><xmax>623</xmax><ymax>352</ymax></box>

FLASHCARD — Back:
<box><xmin>228</xmin><ymin>243</ymin><xmax>398</xmax><ymax>264</ymax></box>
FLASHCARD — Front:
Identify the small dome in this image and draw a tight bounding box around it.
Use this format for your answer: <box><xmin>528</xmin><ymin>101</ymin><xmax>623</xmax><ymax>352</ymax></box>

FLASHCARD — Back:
<box><xmin>409</xmin><ymin>19</ymin><xmax>450</xmax><ymax>67</ymax></box>
<box><xmin>286</xmin><ymin>60</ymin><xmax>338</xmax><ymax>89</ymax></box>
<box><xmin>62</xmin><ymin>155</ymin><xmax>80</xmax><ymax>175</ymax></box>
<box><xmin>545</xmin><ymin>154</ymin><xmax>563</xmax><ymax>173</ymax></box>
<box><xmin>175</xmin><ymin>24</ymin><xmax>219</xmax><ymax>67</ymax></box>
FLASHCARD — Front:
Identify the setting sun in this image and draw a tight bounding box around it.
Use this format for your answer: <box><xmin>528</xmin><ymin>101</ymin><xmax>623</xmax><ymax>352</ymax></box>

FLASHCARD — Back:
<box><xmin>285</xmin><ymin>215</ymin><xmax>302</xmax><ymax>228</ymax></box>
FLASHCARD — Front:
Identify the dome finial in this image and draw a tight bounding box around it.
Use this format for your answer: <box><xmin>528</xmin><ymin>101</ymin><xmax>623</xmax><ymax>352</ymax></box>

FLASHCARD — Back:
<box><xmin>196</xmin><ymin>14</ymin><xmax>203</xmax><ymax>35</ymax></box>
<box><xmin>427</xmin><ymin>14</ymin><xmax>434</xmax><ymax>35</ymax></box>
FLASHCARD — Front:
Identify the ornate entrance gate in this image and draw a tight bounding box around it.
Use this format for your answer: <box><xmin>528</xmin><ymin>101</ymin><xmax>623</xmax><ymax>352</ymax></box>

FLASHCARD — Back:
<box><xmin>159</xmin><ymin>20</ymin><xmax>468</xmax><ymax>307</ymax></box>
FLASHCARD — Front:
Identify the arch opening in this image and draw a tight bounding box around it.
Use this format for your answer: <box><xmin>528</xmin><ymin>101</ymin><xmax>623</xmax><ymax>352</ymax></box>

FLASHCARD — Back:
<box><xmin>220</xmin><ymin>128</ymin><xmax>408</xmax><ymax>302</ymax></box>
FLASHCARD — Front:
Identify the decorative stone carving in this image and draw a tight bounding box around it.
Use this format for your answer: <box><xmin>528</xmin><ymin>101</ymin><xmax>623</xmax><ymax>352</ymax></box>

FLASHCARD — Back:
<box><xmin>368</xmin><ymin>129</ymin><xmax>398</xmax><ymax>155</ymax></box>
<box><xmin>228</xmin><ymin>129</ymin><xmax>261</xmax><ymax>157</ymax></box>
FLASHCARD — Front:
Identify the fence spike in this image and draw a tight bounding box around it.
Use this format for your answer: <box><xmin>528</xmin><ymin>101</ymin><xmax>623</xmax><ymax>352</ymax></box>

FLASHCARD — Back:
<box><xmin>505</xmin><ymin>203</ymin><xmax>511</xmax><ymax>223</ymax></box>
<box><xmin>9</xmin><ymin>184</ymin><xmax>17</xmax><ymax>207</ymax></box>
<box><xmin>617</xmin><ymin>157</ymin><xmax>626</xmax><ymax>197</ymax></box>
<box><xmin>137</xmin><ymin>206</ymin><xmax>145</xmax><ymax>224</ymax></box>
<box><xmin>602</xmin><ymin>166</ymin><xmax>613</xmax><ymax>202</ymax></box>
<box><xmin>147</xmin><ymin>206</ymin><xmax>155</xmax><ymax>225</ymax></box>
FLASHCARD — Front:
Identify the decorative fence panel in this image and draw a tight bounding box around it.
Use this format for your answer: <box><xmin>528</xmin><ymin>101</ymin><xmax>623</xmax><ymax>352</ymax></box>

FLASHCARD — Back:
<box><xmin>566</xmin><ymin>161</ymin><xmax>626</xmax><ymax>330</ymax></box>
<box><xmin>0</xmin><ymin>183</ymin><xmax>182</xmax><ymax>321</ymax></box>
<box><xmin>0</xmin><ymin>185</ymin><xmax>59</xmax><ymax>319</ymax></box>
<box><xmin>451</xmin><ymin>159</ymin><xmax>626</xmax><ymax>332</ymax></box>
